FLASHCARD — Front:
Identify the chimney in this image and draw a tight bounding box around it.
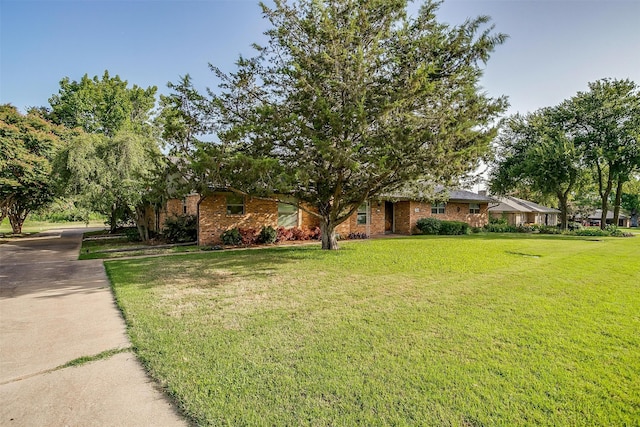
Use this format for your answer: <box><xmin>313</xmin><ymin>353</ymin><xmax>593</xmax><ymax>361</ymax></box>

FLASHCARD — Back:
<box><xmin>478</xmin><ymin>190</ymin><xmax>487</xmax><ymax>197</ymax></box>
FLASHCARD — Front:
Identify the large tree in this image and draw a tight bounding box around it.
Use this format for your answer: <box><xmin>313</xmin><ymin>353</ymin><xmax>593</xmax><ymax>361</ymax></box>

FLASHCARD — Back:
<box><xmin>0</xmin><ymin>105</ymin><xmax>70</xmax><ymax>233</ymax></box>
<box><xmin>50</xmin><ymin>71</ymin><xmax>162</xmax><ymax>238</ymax></box>
<box><xmin>168</xmin><ymin>0</ymin><xmax>507</xmax><ymax>249</ymax></box>
<box><xmin>490</xmin><ymin>107</ymin><xmax>584</xmax><ymax>230</ymax></box>
<box><xmin>569</xmin><ymin>78</ymin><xmax>640</xmax><ymax>229</ymax></box>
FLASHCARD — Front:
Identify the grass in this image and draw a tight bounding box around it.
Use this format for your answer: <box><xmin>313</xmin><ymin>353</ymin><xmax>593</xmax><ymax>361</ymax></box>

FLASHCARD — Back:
<box><xmin>55</xmin><ymin>347</ymin><xmax>132</xmax><ymax>369</ymax></box>
<box><xmin>0</xmin><ymin>218</ymin><xmax>105</xmax><ymax>235</ymax></box>
<box><xmin>106</xmin><ymin>234</ymin><xmax>640</xmax><ymax>426</ymax></box>
<box><xmin>79</xmin><ymin>236</ymin><xmax>200</xmax><ymax>260</ymax></box>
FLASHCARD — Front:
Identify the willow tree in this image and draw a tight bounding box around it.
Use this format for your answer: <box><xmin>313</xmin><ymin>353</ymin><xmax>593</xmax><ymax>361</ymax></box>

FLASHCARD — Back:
<box><xmin>199</xmin><ymin>0</ymin><xmax>507</xmax><ymax>249</ymax></box>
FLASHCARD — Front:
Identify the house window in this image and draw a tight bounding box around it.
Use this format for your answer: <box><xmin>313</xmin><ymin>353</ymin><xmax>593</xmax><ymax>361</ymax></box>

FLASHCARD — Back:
<box><xmin>431</xmin><ymin>202</ymin><xmax>445</xmax><ymax>214</ymax></box>
<box><xmin>182</xmin><ymin>198</ymin><xmax>187</xmax><ymax>215</ymax></box>
<box><xmin>469</xmin><ymin>203</ymin><xmax>480</xmax><ymax>214</ymax></box>
<box><xmin>278</xmin><ymin>202</ymin><xmax>298</xmax><ymax>228</ymax></box>
<box><xmin>226</xmin><ymin>194</ymin><xmax>244</xmax><ymax>215</ymax></box>
<box><xmin>357</xmin><ymin>203</ymin><xmax>368</xmax><ymax>225</ymax></box>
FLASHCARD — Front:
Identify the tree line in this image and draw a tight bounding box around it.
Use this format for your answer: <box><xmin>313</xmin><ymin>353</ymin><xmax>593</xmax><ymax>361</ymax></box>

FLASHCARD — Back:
<box><xmin>490</xmin><ymin>79</ymin><xmax>640</xmax><ymax>230</ymax></box>
<box><xmin>2</xmin><ymin>0</ymin><xmax>638</xmax><ymax>244</ymax></box>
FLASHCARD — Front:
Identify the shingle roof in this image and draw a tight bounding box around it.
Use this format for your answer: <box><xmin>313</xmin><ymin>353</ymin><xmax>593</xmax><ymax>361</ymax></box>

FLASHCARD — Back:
<box><xmin>381</xmin><ymin>186</ymin><xmax>495</xmax><ymax>203</ymax></box>
<box><xmin>488</xmin><ymin>196</ymin><xmax>560</xmax><ymax>214</ymax></box>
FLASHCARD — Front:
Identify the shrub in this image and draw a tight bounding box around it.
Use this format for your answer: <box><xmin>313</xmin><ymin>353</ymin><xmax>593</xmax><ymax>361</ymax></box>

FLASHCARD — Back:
<box><xmin>124</xmin><ymin>227</ymin><xmax>141</xmax><ymax>242</ymax></box>
<box><xmin>221</xmin><ymin>228</ymin><xmax>242</xmax><ymax>245</ymax></box>
<box><xmin>347</xmin><ymin>232</ymin><xmax>369</xmax><ymax>239</ymax></box>
<box><xmin>439</xmin><ymin>220</ymin><xmax>469</xmax><ymax>235</ymax></box>
<box><xmin>573</xmin><ymin>228</ymin><xmax>610</xmax><ymax>237</ymax></box>
<box><xmin>163</xmin><ymin>214</ymin><xmax>197</xmax><ymax>243</ymax></box>
<box><xmin>489</xmin><ymin>216</ymin><xmax>508</xmax><ymax>225</ymax></box>
<box><xmin>276</xmin><ymin>226</ymin><xmax>322</xmax><ymax>242</ymax></box>
<box><xmin>238</xmin><ymin>228</ymin><xmax>258</xmax><ymax>245</ymax></box>
<box><xmin>258</xmin><ymin>226</ymin><xmax>277</xmax><ymax>244</ymax></box>
<box><xmin>416</xmin><ymin>217</ymin><xmax>441</xmax><ymax>235</ymax></box>
<box><xmin>535</xmin><ymin>225</ymin><xmax>561</xmax><ymax>235</ymax></box>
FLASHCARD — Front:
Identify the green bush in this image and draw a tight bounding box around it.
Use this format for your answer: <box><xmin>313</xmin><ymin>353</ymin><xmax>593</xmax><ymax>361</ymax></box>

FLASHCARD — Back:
<box><xmin>124</xmin><ymin>227</ymin><xmax>141</xmax><ymax>242</ymax></box>
<box><xmin>439</xmin><ymin>220</ymin><xmax>469</xmax><ymax>235</ymax></box>
<box><xmin>535</xmin><ymin>225</ymin><xmax>561</xmax><ymax>234</ymax></box>
<box><xmin>163</xmin><ymin>214</ymin><xmax>197</xmax><ymax>243</ymax></box>
<box><xmin>573</xmin><ymin>228</ymin><xmax>610</xmax><ymax>237</ymax></box>
<box><xmin>221</xmin><ymin>228</ymin><xmax>242</xmax><ymax>245</ymax></box>
<box><xmin>484</xmin><ymin>223</ymin><xmax>516</xmax><ymax>233</ymax></box>
<box><xmin>416</xmin><ymin>217</ymin><xmax>441</xmax><ymax>235</ymax></box>
<box><xmin>258</xmin><ymin>226</ymin><xmax>277</xmax><ymax>244</ymax></box>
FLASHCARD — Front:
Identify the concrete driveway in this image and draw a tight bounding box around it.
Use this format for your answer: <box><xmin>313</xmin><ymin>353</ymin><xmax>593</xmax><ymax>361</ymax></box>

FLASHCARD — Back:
<box><xmin>0</xmin><ymin>228</ymin><xmax>188</xmax><ymax>426</ymax></box>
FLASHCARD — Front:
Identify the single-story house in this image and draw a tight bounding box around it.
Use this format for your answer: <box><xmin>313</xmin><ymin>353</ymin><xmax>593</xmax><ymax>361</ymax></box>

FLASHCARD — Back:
<box><xmin>574</xmin><ymin>210</ymin><xmax>630</xmax><ymax>227</ymax></box>
<box><xmin>488</xmin><ymin>196</ymin><xmax>560</xmax><ymax>226</ymax></box>
<box><xmin>149</xmin><ymin>188</ymin><xmax>494</xmax><ymax>246</ymax></box>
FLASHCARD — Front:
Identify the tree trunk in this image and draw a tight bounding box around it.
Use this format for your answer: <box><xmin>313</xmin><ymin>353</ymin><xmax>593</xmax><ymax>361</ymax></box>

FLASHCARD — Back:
<box><xmin>599</xmin><ymin>179</ymin><xmax>613</xmax><ymax>230</ymax></box>
<box><xmin>558</xmin><ymin>193</ymin><xmax>569</xmax><ymax>231</ymax></box>
<box><xmin>8</xmin><ymin>209</ymin><xmax>27</xmax><ymax>234</ymax></box>
<box><xmin>320</xmin><ymin>217</ymin><xmax>339</xmax><ymax>250</ymax></box>
<box><xmin>134</xmin><ymin>205</ymin><xmax>150</xmax><ymax>242</ymax></box>
<box><xmin>612</xmin><ymin>179</ymin><xmax>623</xmax><ymax>228</ymax></box>
<box><xmin>109</xmin><ymin>205</ymin><xmax>118</xmax><ymax>234</ymax></box>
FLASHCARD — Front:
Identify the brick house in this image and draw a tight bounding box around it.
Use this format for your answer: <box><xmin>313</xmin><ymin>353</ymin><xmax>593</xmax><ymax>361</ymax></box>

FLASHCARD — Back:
<box><xmin>151</xmin><ymin>189</ymin><xmax>493</xmax><ymax>246</ymax></box>
<box><xmin>488</xmin><ymin>196</ymin><xmax>560</xmax><ymax>226</ymax></box>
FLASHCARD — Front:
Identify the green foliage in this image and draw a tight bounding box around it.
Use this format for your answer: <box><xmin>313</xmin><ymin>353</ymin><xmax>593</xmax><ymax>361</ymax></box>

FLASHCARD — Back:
<box><xmin>162</xmin><ymin>214</ymin><xmax>197</xmax><ymax>243</ymax></box>
<box><xmin>568</xmin><ymin>79</ymin><xmax>640</xmax><ymax>228</ymax></box>
<box><xmin>258</xmin><ymin>226</ymin><xmax>277</xmax><ymax>244</ymax></box>
<box><xmin>49</xmin><ymin>71</ymin><xmax>157</xmax><ymax>137</ymax></box>
<box><xmin>572</xmin><ymin>228</ymin><xmax>611</xmax><ymax>237</ymax></box>
<box><xmin>50</xmin><ymin>71</ymin><xmax>164</xmax><ymax>240</ymax></box>
<box><xmin>221</xmin><ymin>228</ymin><xmax>242</xmax><ymax>246</ymax></box>
<box><xmin>416</xmin><ymin>217</ymin><xmax>441</xmax><ymax>235</ymax></box>
<box><xmin>490</xmin><ymin>107</ymin><xmax>583</xmax><ymax>230</ymax></box>
<box><xmin>416</xmin><ymin>218</ymin><xmax>469</xmax><ymax>235</ymax></box>
<box><xmin>167</xmin><ymin>0</ymin><xmax>507</xmax><ymax>249</ymax></box>
<box><xmin>0</xmin><ymin>104</ymin><xmax>72</xmax><ymax>233</ymax></box>
<box><xmin>439</xmin><ymin>220</ymin><xmax>470</xmax><ymax>235</ymax></box>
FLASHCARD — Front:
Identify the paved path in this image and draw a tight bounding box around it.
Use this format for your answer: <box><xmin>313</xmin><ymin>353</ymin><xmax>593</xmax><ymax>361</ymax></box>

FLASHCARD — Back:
<box><xmin>0</xmin><ymin>228</ymin><xmax>188</xmax><ymax>426</ymax></box>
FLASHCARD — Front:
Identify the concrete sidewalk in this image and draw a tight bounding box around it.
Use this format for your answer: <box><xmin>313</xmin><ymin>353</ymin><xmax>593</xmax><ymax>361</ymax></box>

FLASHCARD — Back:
<box><xmin>0</xmin><ymin>228</ymin><xmax>188</xmax><ymax>426</ymax></box>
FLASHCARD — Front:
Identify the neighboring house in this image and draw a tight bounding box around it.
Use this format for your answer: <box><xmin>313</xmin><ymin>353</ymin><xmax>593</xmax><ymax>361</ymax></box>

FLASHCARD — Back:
<box><xmin>574</xmin><ymin>210</ymin><xmax>630</xmax><ymax>227</ymax></box>
<box><xmin>488</xmin><ymin>196</ymin><xmax>560</xmax><ymax>226</ymax></box>
<box><xmin>179</xmin><ymin>188</ymin><xmax>492</xmax><ymax>245</ymax></box>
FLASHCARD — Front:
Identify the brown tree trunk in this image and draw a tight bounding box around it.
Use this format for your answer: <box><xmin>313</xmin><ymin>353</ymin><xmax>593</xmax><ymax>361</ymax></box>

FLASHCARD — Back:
<box><xmin>8</xmin><ymin>210</ymin><xmax>27</xmax><ymax>234</ymax></box>
<box><xmin>320</xmin><ymin>218</ymin><xmax>339</xmax><ymax>250</ymax></box>
<box><xmin>557</xmin><ymin>192</ymin><xmax>569</xmax><ymax>231</ymax></box>
<box><xmin>612</xmin><ymin>179</ymin><xmax>623</xmax><ymax>228</ymax></box>
<box><xmin>135</xmin><ymin>205</ymin><xmax>150</xmax><ymax>242</ymax></box>
<box><xmin>109</xmin><ymin>205</ymin><xmax>118</xmax><ymax>234</ymax></box>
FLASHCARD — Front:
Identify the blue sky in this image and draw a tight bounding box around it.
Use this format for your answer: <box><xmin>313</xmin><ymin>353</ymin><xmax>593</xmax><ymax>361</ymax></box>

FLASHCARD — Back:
<box><xmin>1</xmin><ymin>0</ymin><xmax>639</xmax><ymax>117</ymax></box>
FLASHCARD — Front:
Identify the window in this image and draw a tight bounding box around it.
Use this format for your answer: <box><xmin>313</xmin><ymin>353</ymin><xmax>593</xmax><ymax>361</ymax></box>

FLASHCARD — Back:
<box><xmin>357</xmin><ymin>203</ymin><xmax>368</xmax><ymax>225</ymax></box>
<box><xmin>278</xmin><ymin>202</ymin><xmax>298</xmax><ymax>228</ymax></box>
<box><xmin>431</xmin><ymin>202</ymin><xmax>445</xmax><ymax>214</ymax></box>
<box><xmin>469</xmin><ymin>203</ymin><xmax>480</xmax><ymax>214</ymax></box>
<box><xmin>226</xmin><ymin>194</ymin><xmax>244</xmax><ymax>215</ymax></box>
<box><xmin>182</xmin><ymin>198</ymin><xmax>187</xmax><ymax>214</ymax></box>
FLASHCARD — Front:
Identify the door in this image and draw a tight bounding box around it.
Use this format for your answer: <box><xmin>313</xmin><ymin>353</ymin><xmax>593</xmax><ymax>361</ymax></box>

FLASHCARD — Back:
<box><xmin>384</xmin><ymin>202</ymin><xmax>394</xmax><ymax>233</ymax></box>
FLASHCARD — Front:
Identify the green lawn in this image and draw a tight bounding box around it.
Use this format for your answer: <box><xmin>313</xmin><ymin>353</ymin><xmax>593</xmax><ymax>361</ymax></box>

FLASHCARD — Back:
<box><xmin>0</xmin><ymin>218</ymin><xmax>105</xmax><ymax>235</ymax></box>
<box><xmin>106</xmin><ymin>234</ymin><xmax>640</xmax><ymax>426</ymax></box>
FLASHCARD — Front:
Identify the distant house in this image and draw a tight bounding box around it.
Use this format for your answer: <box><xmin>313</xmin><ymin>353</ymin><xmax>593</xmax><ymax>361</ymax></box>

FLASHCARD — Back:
<box><xmin>575</xmin><ymin>210</ymin><xmax>630</xmax><ymax>228</ymax></box>
<box><xmin>149</xmin><ymin>188</ymin><xmax>494</xmax><ymax>246</ymax></box>
<box><xmin>488</xmin><ymin>196</ymin><xmax>560</xmax><ymax>226</ymax></box>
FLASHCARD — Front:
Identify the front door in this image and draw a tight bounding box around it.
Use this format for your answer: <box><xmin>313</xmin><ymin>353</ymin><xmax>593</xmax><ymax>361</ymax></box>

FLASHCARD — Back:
<box><xmin>384</xmin><ymin>202</ymin><xmax>394</xmax><ymax>233</ymax></box>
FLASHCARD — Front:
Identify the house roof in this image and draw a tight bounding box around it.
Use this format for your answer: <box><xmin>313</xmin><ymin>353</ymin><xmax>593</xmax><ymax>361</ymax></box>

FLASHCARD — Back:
<box><xmin>575</xmin><ymin>209</ymin><xmax>628</xmax><ymax>220</ymax></box>
<box><xmin>489</xmin><ymin>196</ymin><xmax>560</xmax><ymax>214</ymax></box>
<box><xmin>380</xmin><ymin>186</ymin><xmax>495</xmax><ymax>203</ymax></box>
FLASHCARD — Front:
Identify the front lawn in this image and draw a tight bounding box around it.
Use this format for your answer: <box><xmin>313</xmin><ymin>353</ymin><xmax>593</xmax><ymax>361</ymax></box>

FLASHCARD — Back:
<box><xmin>106</xmin><ymin>234</ymin><xmax>640</xmax><ymax>426</ymax></box>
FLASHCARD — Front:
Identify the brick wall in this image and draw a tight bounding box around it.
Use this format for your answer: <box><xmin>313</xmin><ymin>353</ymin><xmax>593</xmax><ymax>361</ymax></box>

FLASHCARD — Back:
<box><xmin>198</xmin><ymin>194</ymin><xmax>278</xmax><ymax>245</ymax></box>
<box><xmin>157</xmin><ymin>194</ymin><xmax>199</xmax><ymax>232</ymax></box>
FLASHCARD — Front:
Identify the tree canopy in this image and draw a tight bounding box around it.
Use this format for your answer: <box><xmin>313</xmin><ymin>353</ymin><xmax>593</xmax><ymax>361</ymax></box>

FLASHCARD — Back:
<box><xmin>490</xmin><ymin>78</ymin><xmax>639</xmax><ymax>229</ymax></box>
<box><xmin>490</xmin><ymin>107</ymin><xmax>584</xmax><ymax>229</ymax></box>
<box><xmin>0</xmin><ymin>105</ymin><xmax>71</xmax><ymax>233</ymax></box>
<box><xmin>163</xmin><ymin>0</ymin><xmax>507</xmax><ymax>249</ymax></box>
<box><xmin>50</xmin><ymin>71</ymin><xmax>163</xmax><ymax>237</ymax></box>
